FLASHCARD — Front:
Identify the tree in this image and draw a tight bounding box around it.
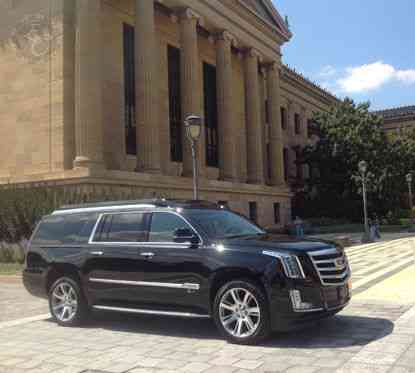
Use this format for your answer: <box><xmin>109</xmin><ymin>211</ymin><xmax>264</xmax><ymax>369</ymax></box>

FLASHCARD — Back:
<box><xmin>299</xmin><ymin>98</ymin><xmax>415</xmax><ymax>221</ymax></box>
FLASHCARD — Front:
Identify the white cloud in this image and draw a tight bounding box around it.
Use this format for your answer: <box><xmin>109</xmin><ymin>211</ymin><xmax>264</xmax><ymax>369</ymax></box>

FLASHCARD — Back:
<box><xmin>337</xmin><ymin>62</ymin><xmax>396</xmax><ymax>93</ymax></box>
<box><xmin>396</xmin><ymin>69</ymin><xmax>415</xmax><ymax>84</ymax></box>
<box><xmin>317</xmin><ymin>61</ymin><xmax>415</xmax><ymax>94</ymax></box>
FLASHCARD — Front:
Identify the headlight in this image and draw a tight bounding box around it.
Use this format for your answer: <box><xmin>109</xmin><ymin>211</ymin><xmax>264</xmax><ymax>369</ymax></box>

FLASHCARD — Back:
<box><xmin>263</xmin><ymin>251</ymin><xmax>305</xmax><ymax>279</ymax></box>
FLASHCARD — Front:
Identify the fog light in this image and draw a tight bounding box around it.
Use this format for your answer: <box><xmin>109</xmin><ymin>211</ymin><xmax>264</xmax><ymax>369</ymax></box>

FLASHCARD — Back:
<box><xmin>289</xmin><ymin>290</ymin><xmax>322</xmax><ymax>312</ymax></box>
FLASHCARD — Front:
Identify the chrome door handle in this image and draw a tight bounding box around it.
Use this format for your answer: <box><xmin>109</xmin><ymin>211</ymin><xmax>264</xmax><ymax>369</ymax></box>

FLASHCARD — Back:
<box><xmin>140</xmin><ymin>252</ymin><xmax>155</xmax><ymax>259</ymax></box>
<box><xmin>90</xmin><ymin>251</ymin><xmax>104</xmax><ymax>256</ymax></box>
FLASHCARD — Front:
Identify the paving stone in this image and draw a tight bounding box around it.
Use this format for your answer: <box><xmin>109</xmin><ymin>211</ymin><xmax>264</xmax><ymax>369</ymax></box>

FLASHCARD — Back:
<box><xmin>181</xmin><ymin>362</ymin><xmax>212</xmax><ymax>373</ymax></box>
<box><xmin>232</xmin><ymin>360</ymin><xmax>263</xmax><ymax>370</ymax></box>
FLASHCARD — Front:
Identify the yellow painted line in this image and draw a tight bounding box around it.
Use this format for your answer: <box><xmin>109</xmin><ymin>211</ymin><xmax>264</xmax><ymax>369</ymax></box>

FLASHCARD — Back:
<box><xmin>352</xmin><ymin>257</ymin><xmax>414</xmax><ymax>291</ymax></box>
<box><xmin>355</xmin><ymin>266</ymin><xmax>415</xmax><ymax>304</ymax></box>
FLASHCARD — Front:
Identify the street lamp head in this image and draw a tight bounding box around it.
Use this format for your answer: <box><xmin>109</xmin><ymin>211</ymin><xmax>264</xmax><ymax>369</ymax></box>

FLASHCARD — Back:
<box><xmin>358</xmin><ymin>160</ymin><xmax>368</xmax><ymax>175</ymax></box>
<box><xmin>184</xmin><ymin>115</ymin><xmax>202</xmax><ymax>141</ymax></box>
<box><xmin>406</xmin><ymin>173</ymin><xmax>413</xmax><ymax>184</ymax></box>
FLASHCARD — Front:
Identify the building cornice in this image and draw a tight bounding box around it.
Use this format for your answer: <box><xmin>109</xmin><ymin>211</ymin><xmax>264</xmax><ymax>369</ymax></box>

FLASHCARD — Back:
<box><xmin>281</xmin><ymin>65</ymin><xmax>339</xmax><ymax>106</ymax></box>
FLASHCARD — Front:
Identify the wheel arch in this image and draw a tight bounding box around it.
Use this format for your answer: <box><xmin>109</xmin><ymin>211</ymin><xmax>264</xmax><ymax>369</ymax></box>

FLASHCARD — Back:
<box><xmin>209</xmin><ymin>268</ymin><xmax>269</xmax><ymax>313</ymax></box>
<box><xmin>46</xmin><ymin>264</ymin><xmax>82</xmax><ymax>294</ymax></box>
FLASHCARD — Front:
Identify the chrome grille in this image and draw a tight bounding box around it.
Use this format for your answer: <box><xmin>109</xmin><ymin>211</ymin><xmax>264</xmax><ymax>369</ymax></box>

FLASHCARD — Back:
<box><xmin>308</xmin><ymin>248</ymin><xmax>350</xmax><ymax>286</ymax></box>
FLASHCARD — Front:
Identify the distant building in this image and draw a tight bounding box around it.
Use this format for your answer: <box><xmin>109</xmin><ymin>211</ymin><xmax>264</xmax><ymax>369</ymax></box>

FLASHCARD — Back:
<box><xmin>375</xmin><ymin>106</ymin><xmax>415</xmax><ymax>139</ymax></box>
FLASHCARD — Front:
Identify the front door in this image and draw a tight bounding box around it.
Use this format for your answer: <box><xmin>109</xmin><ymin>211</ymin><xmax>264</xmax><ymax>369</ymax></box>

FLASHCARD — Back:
<box><xmin>136</xmin><ymin>212</ymin><xmax>208</xmax><ymax>313</ymax></box>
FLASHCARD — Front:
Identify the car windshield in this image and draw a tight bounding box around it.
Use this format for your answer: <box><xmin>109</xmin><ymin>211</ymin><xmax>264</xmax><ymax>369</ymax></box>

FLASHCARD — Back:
<box><xmin>186</xmin><ymin>209</ymin><xmax>265</xmax><ymax>240</ymax></box>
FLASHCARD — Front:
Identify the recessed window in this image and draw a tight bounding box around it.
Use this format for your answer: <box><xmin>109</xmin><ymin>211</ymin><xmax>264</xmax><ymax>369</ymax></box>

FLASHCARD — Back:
<box><xmin>283</xmin><ymin>147</ymin><xmax>289</xmax><ymax>182</ymax></box>
<box><xmin>274</xmin><ymin>203</ymin><xmax>281</xmax><ymax>224</ymax></box>
<box><xmin>203</xmin><ymin>63</ymin><xmax>218</xmax><ymax>167</ymax></box>
<box><xmin>295</xmin><ymin>113</ymin><xmax>301</xmax><ymax>135</ymax></box>
<box><xmin>249</xmin><ymin>202</ymin><xmax>258</xmax><ymax>223</ymax></box>
<box><xmin>123</xmin><ymin>23</ymin><xmax>137</xmax><ymax>155</ymax></box>
<box><xmin>168</xmin><ymin>45</ymin><xmax>183</xmax><ymax>162</ymax></box>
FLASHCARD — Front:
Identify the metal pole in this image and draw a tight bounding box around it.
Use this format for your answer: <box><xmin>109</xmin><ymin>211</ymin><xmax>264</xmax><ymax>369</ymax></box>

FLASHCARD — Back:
<box><xmin>362</xmin><ymin>175</ymin><xmax>369</xmax><ymax>237</ymax></box>
<box><xmin>191</xmin><ymin>140</ymin><xmax>198</xmax><ymax>200</ymax></box>
<box><xmin>409</xmin><ymin>182</ymin><xmax>413</xmax><ymax>226</ymax></box>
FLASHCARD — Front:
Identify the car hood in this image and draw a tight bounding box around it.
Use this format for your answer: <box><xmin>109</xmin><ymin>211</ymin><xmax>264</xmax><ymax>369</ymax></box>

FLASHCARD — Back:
<box><xmin>216</xmin><ymin>234</ymin><xmax>336</xmax><ymax>254</ymax></box>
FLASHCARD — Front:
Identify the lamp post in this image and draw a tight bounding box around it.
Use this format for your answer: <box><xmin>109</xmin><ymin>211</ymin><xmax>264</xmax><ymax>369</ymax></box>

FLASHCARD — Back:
<box><xmin>406</xmin><ymin>173</ymin><xmax>413</xmax><ymax>226</ymax></box>
<box><xmin>359</xmin><ymin>160</ymin><xmax>373</xmax><ymax>243</ymax></box>
<box><xmin>184</xmin><ymin>115</ymin><xmax>202</xmax><ymax>200</ymax></box>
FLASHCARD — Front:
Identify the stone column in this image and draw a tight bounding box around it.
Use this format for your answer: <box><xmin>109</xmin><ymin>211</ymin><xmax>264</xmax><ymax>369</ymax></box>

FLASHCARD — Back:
<box><xmin>266</xmin><ymin>62</ymin><xmax>285</xmax><ymax>185</ymax></box>
<box><xmin>73</xmin><ymin>0</ymin><xmax>104</xmax><ymax>169</ymax></box>
<box><xmin>216</xmin><ymin>31</ymin><xmax>237</xmax><ymax>181</ymax></box>
<box><xmin>135</xmin><ymin>0</ymin><xmax>160</xmax><ymax>173</ymax></box>
<box><xmin>244</xmin><ymin>49</ymin><xmax>264</xmax><ymax>184</ymax></box>
<box><xmin>180</xmin><ymin>9</ymin><xmax>202</xmax><ymax>177</ymax></box>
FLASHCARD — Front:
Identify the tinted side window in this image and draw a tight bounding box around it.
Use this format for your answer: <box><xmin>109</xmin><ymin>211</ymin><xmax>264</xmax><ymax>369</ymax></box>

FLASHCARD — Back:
<box><xmin>149</xmin><ymin>213</ymin><xmax>192</xmax><ymax>243</ymax></box>
<box><xmin>95</xmin><ymin>213</ymin><xmax>148</xmax><ymax>242</ymax></box>
<box><xmin>32</xmin><ymin>214</ymin><xmax>91</xmax><ymax>245</ymax></box>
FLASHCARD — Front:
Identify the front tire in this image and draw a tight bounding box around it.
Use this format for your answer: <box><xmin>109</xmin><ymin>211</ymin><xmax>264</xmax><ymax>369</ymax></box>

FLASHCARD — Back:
<box><xmin>49</xmin><ymin>277</ymin><xmax>88</xmax><ymax>327</ymax></box>
<box><xmin>213</xmin><ymin>280</ymin><xmax>270</xmax><ymax>344</ymax></box>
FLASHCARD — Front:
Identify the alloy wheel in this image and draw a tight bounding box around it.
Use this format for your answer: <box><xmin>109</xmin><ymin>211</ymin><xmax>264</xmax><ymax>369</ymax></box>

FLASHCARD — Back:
<box><xmin>219</xmin><ymin>288</ymin><xmax>261</xmax><ymax>338</ymax></box>
<box><xmin>51</xmin><ymin>281</ymin><xmax>78</xmax><ymax>323</ymax></box>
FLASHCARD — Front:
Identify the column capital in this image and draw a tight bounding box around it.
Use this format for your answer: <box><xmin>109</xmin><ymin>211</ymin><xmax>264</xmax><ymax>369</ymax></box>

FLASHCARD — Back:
<box><xmin>179</xmin><ymin>7</ymin><xmax>203</xmax><ymax>25</ymax></box>
<box><xmin>216</xmin><ymin>30</ymin><xmax>238</xmax><ymax>47</ymax></box>
<box><xmin>246</xmin><ymin>48</ymin><xmax>263</xmax><ymax>62</ymax></box>
<box><xmin>264</xmin><ymin>61</ymin><xmax>281</xmax><ymax>72</ymax></box>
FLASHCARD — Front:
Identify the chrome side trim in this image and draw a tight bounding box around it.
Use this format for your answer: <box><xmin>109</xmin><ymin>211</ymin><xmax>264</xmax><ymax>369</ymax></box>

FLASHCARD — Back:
<box><xmin>88</xmin><ymin>210</ymin><xmax>203</xmax><ymax>247</ymax></box>
<box><xmin>89</xmin><ymin>278</ymin><xmax>200</xmax><ymax>290</ymax></box>
<box><xmin>93</xmin><ymin>305</ymin><xmax>210</xmax><ymax>318</ymax></box>
<box><xmin>53</xmin><ymin>204</ymin><xmax>157</xmax><ymax>215</ymax></box>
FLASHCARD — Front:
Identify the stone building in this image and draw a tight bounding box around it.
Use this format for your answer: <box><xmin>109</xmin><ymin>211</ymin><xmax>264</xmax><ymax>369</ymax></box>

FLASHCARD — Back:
<box><xmin>0</xmin><ymin>0</ymin><xmax>337</xmax><ymax>228</ymax></box>
<box><xmin>376</xmin><ymin>106</ymin><xmax>415</xmax><ymax>140</ymax></box>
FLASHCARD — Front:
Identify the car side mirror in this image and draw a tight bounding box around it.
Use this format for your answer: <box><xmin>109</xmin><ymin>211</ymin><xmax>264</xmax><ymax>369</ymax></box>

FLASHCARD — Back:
<box><xmin>174</xmin><ymin>228</ymin><xmax>200</xmax><ymax>246</ymax></box>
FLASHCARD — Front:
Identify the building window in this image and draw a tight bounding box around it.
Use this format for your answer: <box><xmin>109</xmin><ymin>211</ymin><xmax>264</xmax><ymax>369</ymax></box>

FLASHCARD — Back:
<box><xmin>281</xmin><ymin>107</ymin><xmax>287</xmax><ymax>130</ymax></box>
<box><xmin>266</xmin><ymin>143</ymin><xmax>271</xmax><ymax>182</ymax></box>
<box><xmin>295</xmin><ymin>146</ymin><xmax>303</xmax><ymax>179</ymax></box>
<box><xmin>167</xmin><ymin>45</ymin><xmax>183</xmax><ymax>162</ymax></box>
<box><xmin>283</xmin><ymin>147</ymin><xmax>289</xmax><ymax>182</ymax></box>
<box><xmin>123</xmin><ymin>23</ymin><xmax>137</xmax><ymax>155</ymax></box>
<box><xmin>203</xmin><ymin>63</ymin><xmax>219</xmax><ymax>167</ymax></box>
<box><xmin>249</xmin><ymin>202</ymin><xmax>257</xmax><ymax>223</ymax></box>
<box><xmin>295</xmin><ymin>113</ymin><xmax>301</xmax><ymax>134</ymax></box>
<box><xmin>273</xmin><ymin>203</ymin><xmax>281</xmax><ymax>224</ymax></box>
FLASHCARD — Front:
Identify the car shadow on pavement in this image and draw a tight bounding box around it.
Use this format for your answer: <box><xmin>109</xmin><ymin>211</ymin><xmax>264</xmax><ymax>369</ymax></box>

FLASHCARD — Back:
<box><xmin>76</xmin><ymin>311</ymin><xmax>394</xmax><ymax>349</ymax></box>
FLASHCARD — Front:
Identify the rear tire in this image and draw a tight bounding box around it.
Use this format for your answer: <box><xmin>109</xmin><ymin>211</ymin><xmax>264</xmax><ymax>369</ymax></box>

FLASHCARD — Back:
<box><xmin>213</xmin><ymin>279</ymin><xmax>270</xmax><ymax>345</ymax></box>
<box><xmin>48</xmin><ymin>277</ymin><xmax>89</xmax><ymax>327</ymax></box>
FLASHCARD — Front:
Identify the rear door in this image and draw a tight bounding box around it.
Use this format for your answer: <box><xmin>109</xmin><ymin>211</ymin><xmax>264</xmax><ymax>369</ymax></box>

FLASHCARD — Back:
<box><xmin>84</xmin><ymin>211</ymin><xmax>151</xmax><ymax>305</ymax></box>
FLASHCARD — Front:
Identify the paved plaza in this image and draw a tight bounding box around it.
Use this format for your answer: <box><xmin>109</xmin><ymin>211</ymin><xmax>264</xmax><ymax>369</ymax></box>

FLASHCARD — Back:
<box><xmin>0</xmin><ymin>238</ymin><xmax>414</xmax><ymax>373</ymax></box>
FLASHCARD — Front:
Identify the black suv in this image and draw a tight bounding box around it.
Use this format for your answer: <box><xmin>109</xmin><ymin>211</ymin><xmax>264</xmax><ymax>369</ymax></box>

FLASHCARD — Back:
<box><xmin>23</xmin><ymin>199</ymin><xmax>351</xmax><ymax>344</ymax></box>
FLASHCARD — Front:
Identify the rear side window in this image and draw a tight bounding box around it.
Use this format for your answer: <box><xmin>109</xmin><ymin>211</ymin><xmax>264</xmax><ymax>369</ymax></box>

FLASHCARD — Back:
<box><xmin>32</xmin><ymin>214</ymin><xmax>95</xmax><ymax>245</ymax></box>
<box><xmin>94</xmin><ymin>212</ymin><xmax>148</xmax><ymax>242</ymax></box>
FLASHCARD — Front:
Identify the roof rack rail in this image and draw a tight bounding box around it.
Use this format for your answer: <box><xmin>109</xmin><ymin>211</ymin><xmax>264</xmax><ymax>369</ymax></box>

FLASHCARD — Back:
<box><xmin>57</xmin><ymin>198</ymin><xmax>169</xmax><ymax>211</ymax></box>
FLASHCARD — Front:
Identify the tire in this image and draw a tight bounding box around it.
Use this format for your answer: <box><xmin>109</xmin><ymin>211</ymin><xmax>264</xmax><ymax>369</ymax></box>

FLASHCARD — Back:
<box><xmin>213</xmin><ymin>279</ymin><xmax>270</xmax><ymax>345</ymax></box>
<box><xmin>48</xmin><ymin>276</ymin><xmax>89</xmax><ymax>327</ymax></box>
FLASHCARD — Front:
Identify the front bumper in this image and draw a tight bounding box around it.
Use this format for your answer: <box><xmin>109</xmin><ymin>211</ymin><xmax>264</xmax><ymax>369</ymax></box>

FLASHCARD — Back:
<box><xmin>269</xmin><ymin>280</ymin><xmax>351</xmax><ymax>331</ymax></box>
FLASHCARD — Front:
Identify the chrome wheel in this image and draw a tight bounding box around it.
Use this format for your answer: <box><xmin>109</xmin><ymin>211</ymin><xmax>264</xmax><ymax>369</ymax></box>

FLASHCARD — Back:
<box><xmin>51</xmin><ymin>281</ymin><xmax>78</xmax><ymax>323</ymax></box>
<box><xmin>219</xmin><ymin>288</ymin><xmax>261</xmax><ymax>338</ymax></box>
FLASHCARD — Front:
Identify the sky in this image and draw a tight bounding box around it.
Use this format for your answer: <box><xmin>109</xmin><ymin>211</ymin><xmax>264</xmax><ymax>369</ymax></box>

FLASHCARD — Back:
<box><xmin>273</xmin><ymin>0</ymin><xmax>414</xmax><ymax>110</ymax></box>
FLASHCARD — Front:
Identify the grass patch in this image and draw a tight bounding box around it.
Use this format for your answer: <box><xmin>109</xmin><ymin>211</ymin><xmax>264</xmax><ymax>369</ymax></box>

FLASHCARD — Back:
<box><xmin>0</xmin><ymin>262</ymin><xmax>23</xmax><ymax>275</ymax></box>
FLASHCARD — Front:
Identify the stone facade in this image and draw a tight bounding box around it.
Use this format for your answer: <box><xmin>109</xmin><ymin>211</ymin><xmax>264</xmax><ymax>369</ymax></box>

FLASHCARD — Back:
<box><xmin>0</xmin><ymin>0</ymin><xmax>337</xmax><ymax>228</ymax></box>
<box><xmin>376</xmin><ymin>106</ymin><xmax>415</xmax><ymax>140</ymax></box>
